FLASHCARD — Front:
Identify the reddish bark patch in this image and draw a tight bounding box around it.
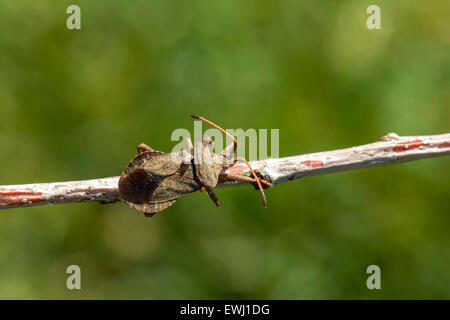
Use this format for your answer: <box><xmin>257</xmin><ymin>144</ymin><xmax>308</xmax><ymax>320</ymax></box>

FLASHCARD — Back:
<box><xmin>301</xmin><ymin>160</ymin><xmax>324</xmax><ymax>168</ymax></box>
<box><xmin>0</xmin><ymin>191</ymin><xmax>43</xmax><ymax>206</ymax></box>
<box><xmin>438</xmin><ymin>142</ymin><xmax>450</xmax><ymax>149</ymax></box>
<box><xmin>392</xmin><ymin>140</ymin><xmax>424</xmax><ymax>152</ymax></box>
<box><xmin>225</xmin><ymin>165</ymin><xmax>246</xmax><ymax>175</ymax></box>
<box><xmin>0</xmin><ymin>191</ymin><xmax>39</xmax><ymax>196</ymax></box>
<box><xmin>19</xmin><ymin>196</ymin><xmax>44</xmax><ymax>203</ymax></box>
<box><xmin>0</xmin><ymin>196</ymin><xmax>44</xmax><ymax>206</ymax></box>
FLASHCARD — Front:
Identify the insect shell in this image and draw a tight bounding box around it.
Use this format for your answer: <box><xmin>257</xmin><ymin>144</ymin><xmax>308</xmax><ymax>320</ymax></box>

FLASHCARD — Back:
<box><xmin>118</xmin><ymin>135</ymin><xmax>227</xmax><ymax>217</ymax></box>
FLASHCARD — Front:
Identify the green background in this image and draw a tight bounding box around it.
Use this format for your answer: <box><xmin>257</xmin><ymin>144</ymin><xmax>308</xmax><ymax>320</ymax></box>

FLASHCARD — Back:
<box><xmin>0</xmin><ymin>0</ymin><xmax>449</xmax><ymax>299</ymax></box>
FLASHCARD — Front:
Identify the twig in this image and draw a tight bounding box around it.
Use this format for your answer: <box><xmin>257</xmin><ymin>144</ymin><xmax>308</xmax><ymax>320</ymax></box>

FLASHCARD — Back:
<box><xmin>0</xmin><ymin>177</ymin><xmax>120</xmax><ymax>210</ymax></box>
<box><xmin>222</xmin><ymin>132</ymin><xmax>450</xmax><ymax>186</ymax></box>
<box><xmin>1</xmin><ymin>133</ymin><xmax>449</xmax><ymax>210</ymax></box>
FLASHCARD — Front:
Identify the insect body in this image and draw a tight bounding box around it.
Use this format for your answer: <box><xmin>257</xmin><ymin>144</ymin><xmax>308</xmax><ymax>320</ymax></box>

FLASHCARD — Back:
<box><xmin>118</xmin><ymin>116</ymin><xmax>272</xmax><ymax>216</ymax></box>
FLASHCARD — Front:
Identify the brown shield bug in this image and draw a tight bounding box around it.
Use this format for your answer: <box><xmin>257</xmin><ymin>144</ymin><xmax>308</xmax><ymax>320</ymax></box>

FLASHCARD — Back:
<box><xmin>118</xmin><ymin>115</ymin><xmax>272</xmax><ymax>217</ymax></box>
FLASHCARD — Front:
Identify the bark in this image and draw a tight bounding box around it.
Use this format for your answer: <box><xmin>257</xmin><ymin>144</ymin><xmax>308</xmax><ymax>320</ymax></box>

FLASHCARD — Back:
<box><xmin>1</xmin><ymin>133</ymin><xmax>449</xmax><ymax>210</ymax></box>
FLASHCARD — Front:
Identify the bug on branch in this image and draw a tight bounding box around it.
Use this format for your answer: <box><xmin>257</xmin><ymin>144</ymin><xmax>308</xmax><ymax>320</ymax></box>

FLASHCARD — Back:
<box><xmin>118</xmin><ymin>115</ymin><xmax>273</xmax><ymax>216</ymax></box>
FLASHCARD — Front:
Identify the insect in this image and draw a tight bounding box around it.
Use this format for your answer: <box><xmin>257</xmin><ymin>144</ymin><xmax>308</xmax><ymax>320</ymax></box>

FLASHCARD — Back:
<box><xmin>118</xmin><ymin>115</ymin><xmax>272</xmax><ymax>216</ymax></box>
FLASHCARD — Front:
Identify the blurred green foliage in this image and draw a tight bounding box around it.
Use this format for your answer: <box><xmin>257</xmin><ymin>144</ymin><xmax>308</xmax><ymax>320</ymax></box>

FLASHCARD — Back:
<box><xmin>0</xmin><ymin>0</ymin><xmax>449</xmax><ymax>299</ymax></box>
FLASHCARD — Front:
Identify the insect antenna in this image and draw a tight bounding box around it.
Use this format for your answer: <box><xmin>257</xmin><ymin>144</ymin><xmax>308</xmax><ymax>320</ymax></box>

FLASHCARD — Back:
<box><xmin>191</xmin><ymin>115</ymin><xmax>237</xmax><ymax>162</ymax></box>
<box><xmin>191</xmin><ymin>115</ymin><xmax>268</xmax><ymax>207</ymax></box>
<box><xmin>237</xmin><ymin>157</ymin><xmax>267</xmax><ymax>207</ymax></box>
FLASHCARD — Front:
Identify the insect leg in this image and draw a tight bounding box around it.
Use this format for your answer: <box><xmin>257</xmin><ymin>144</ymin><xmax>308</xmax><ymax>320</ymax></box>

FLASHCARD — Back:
<box><xmin>201</xmin><ymin>186</ymin><xmax>221</xmax><ymax>207</ymax></box>
<box><xmin>137</xmin><ymin>143</ymin><xmax>153</xmax><ymax>154</ymax></box>
<box><xmin>222</xmin><ymin>174</ymin><xmax>273</xmax><ymax>188</ymax></box>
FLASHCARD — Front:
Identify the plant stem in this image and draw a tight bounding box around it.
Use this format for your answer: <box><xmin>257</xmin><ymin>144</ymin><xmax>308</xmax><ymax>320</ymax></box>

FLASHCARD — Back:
<box><xmin>1</xmin><ymin>133</ymin><xmax>449</xmax><ymax>210</ymax></box>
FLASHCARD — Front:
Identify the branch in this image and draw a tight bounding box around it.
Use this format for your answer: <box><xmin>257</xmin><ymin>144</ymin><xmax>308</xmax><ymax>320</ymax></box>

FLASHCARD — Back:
<box><xmin>221</xmin><ymin>132</ymin><xmax>450</xmax><ymax>186</ymax></box>
<box><xmin>0</xmin><ymin>177</ymin><xmax>121</xmax><ymax>210</ymax></box>
<box><xmin>1</xmin><ymin>133</ymin><xmax>449</xmax><ymax>210</ymax></box>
